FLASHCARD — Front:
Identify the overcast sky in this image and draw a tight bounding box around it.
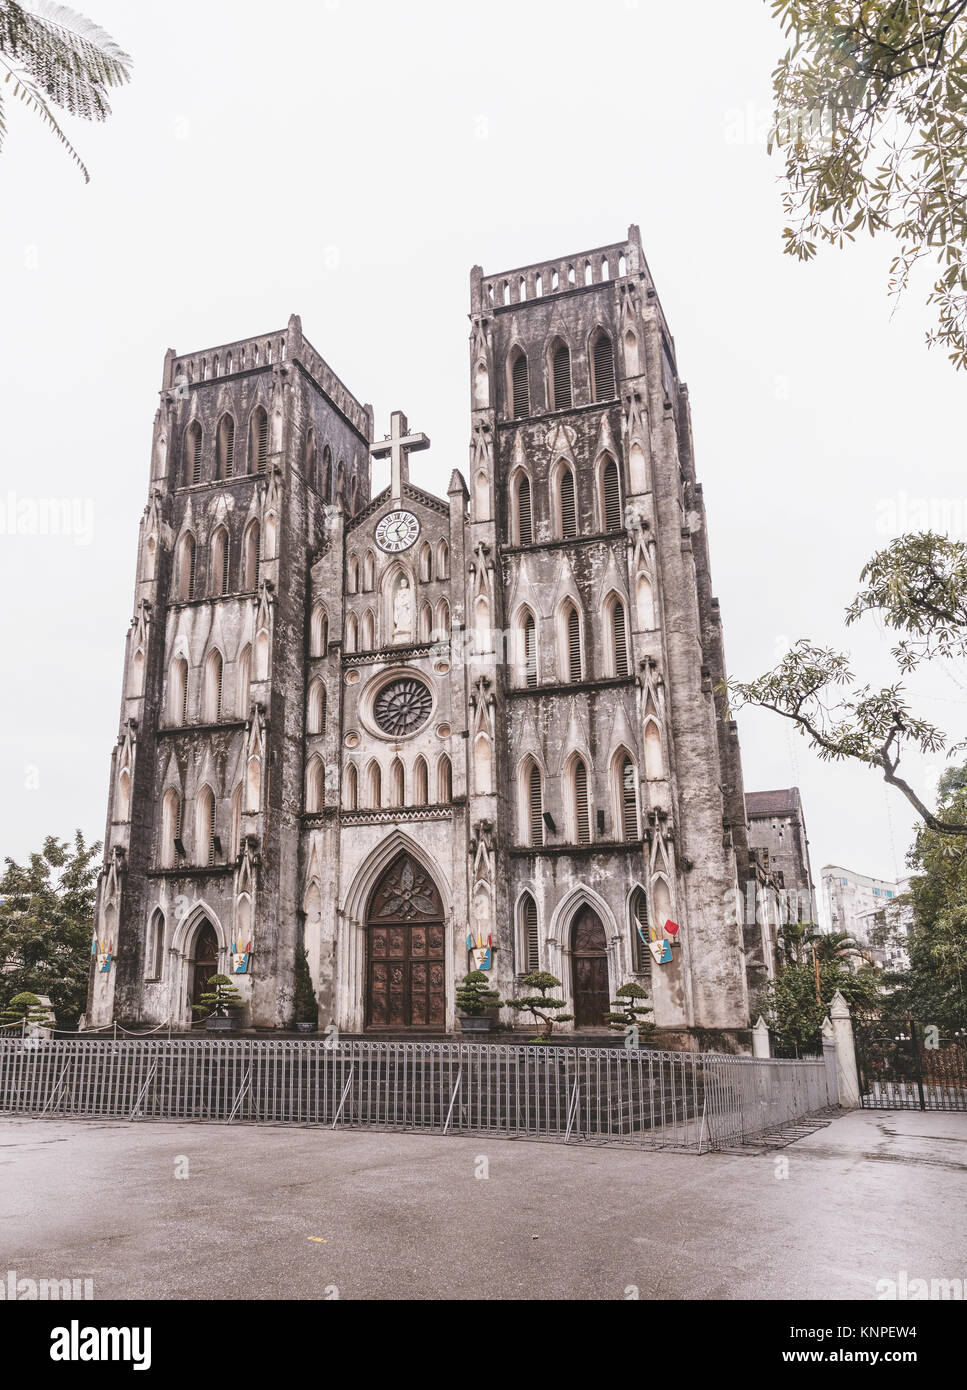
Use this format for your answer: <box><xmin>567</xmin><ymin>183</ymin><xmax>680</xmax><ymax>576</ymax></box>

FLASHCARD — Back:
<box><xmin>0</xmin><ymin>0</ymin><xmax>963</xmax><ymax>912</ymax></box>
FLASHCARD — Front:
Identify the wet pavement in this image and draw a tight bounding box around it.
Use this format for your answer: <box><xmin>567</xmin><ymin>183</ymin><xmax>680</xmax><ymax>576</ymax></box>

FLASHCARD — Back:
<box><xmin>0</xmin><ymin>1108</ymin><xmax>963</xmax><ymax>1300</ymax></box>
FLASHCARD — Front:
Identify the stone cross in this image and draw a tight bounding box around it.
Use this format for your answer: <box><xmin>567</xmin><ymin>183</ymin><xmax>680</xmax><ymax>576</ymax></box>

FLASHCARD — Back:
<box><xmin>370</xmin><ymin>410</ymin><xmax>430</xmax><ymax>505</ymax></box>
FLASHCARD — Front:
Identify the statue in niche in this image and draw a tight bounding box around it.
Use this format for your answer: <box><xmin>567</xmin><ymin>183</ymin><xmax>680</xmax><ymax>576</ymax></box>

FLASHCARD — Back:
<box><xmin>393</xmin><ymin>577</ymin><xmax>414</xmax><ymax>643</ymax></box>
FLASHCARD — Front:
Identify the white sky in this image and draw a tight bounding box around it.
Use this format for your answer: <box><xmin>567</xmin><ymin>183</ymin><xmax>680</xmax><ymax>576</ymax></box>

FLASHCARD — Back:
<box><xmin>0</xmin><ymin>0</ymin><xmax>963</xmax><ymax>901</ymax></box>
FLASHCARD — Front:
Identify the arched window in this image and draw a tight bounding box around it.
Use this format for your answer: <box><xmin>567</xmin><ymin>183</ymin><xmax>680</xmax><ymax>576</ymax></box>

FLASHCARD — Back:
<box><xmin>434</xmin><ymin>598</ymin><xmax>450</xmax><ymax>640</ymax></box>
<box><xmin>348</xmin><ymin>555</ymin><xmax>359</xmax><ymax>594</ymax></box>
<box><xmin>518</xmin><ymin>608</ymin><xmax>537</xmax><ymax>687</ymax></box>
<box><xmin>367</xmin><ymin>760</ymin><xmax>382</xmax><ymax>809</ymax></box>
<box><xmin>243</xmin><ymin>520</ymin><xmax>260</xmax><ymax>590</ymax></box>
<box><xmin>304</xmin><ymin>429</ymin><xmax>317</xmax><ymax>488</ymax></box>
<box><xmin>215</xmin><ymin>414</ymin><xmax>235</xmax><ymax>480</ymax></box>
<box><xmin>644</xmin><ymin>719</ymin><xmax>663</xmax><ymax>780</ymax></box>
<box><xmin>363</xmin><ymin>551</ymin><xmax>375</xmax><ymax>591</ymax></box>
<box><xmin>177</xmin><ymin>533</ymin><xmax>196</xmax><ymax>601</ymax></box>
<box><xmin>591</xmin><ymin>329</ymin><xmax>616</xmax><ymax>401</ymax></box>
<box><xmin>264</xmin><ymin>511</ymin><xmax>277</xmax><ymax>559</ymax></box>
<box><xmin>308</xmin><ymin>678</ymin><xmax>327</xmax><ymax>735</ymax></box>
<box><xmin>344</xmin><ymin>763</ymin><xmax>358</xmax><ymax>811</ymax></box>
<box><xmin>418</xmin><ymin>602</ymin><xmax>432</xmax><ymax>642</ymax></box>
<box><xmin>237</xmin><ymin>644</ymin><xmax>252</xmax><ymax>716</ymax></box>
<box><xmin>185</xmin><ymin>421</ymin><xmax>203</xmax><ymax>486</ymax></box>
<box><xmin>616</xmin><ymin>754</ymin><xmax>639</xmax><ymax>841</ymax></box>
<box><xmin>230</xmin><ymin>783</ymin><xmax>243</xmax><ymax>860</ymax></box>
<box><xmin>474</xmin><ymin>469</ymin><xmax>490</xmax><ymax>521</ymax></box>
<box><xmin>361</xmin><ymin>609</ymin><xmax>375</xmax><ymax>650</ymax></box>
<box><xmin>550</xmin><ymin>341</ymin><xmax>572</xmax><ymax>411</ymax></box>
<box><xmin>519</xmin><ymin>893</ymin><xmax>540</xmax><ymax>972</ymax></box>
<box><xmin>161</xmin><ymin>788</ymin><xmax>182</xmax><ymax>867</ymax></box>
<box><xmin>248</xmin><ymin>406</ymin><xmax>268</xmax><ymax>474</ymax></box>
<box><xmin>607</xmin><ymin>595</ymin><xmax>630</xmax><ymax>677</ymax></box>
<box><xmin>203</xmin><ymin>649</ymin><xmax>223</xmax><ymax>722</ymax></box>
<box><xmin>413</xmin><ymin>756</ymin><xmax>428</xmax><ymax>806</ymax></box>
<box><xmin>601</xmin><ymin>455</ymin><xmax>623</xmax><ymax>532</ymax></box>
<box><xmin>211</xmin><ymin>526</ymin><xmax>230</xmax><ymax>596</ymax></box>
<box><xmin>310</xmin><ymin>605</ymin><xmax>329</xmax><ymax>657</ymax></box>
<box><xmin>336</xmin><ymin>459</ymin><xmax>345</xmax><ymax>500</ymax></box>
<box><xmin>562</xmin><ymin>601</ymin><xmax>582</xmax><ymax>682</ymax></box>
<box><xmin>555</xmin><ymin>462</ymin><xmax>577</xmax><ymax>539</ymax></box>
<box><xmin>636</xmin><ymin>573</ymin><xmax>655</xmax><ymax>630</ymax></box>
<box><xmin>389</xmin><ymin>757</ymin><xmax>405</xmax><ymax>808</ymax></box>
<box><xmin>513</xmin><ymin>472</ymin><xmax>533</xmax><ymax>546</ymax></box>
<box><xmin>510</xmin><ymin>347</ymin><xmax>529</xmax><ymax>418</ymax></box>
<box><xmin>437</xmin><ymin>540</ymin><xmax>449</xmax><ymax>579</ymax></box>
<box><xmin>146</xmin><ymin>908</ymin><xmax>165</xmax><ymax>981</ymax></box>
<box><xmin>168</xmin><ymin>657</ymin><xmax>189</xmax><ymax>725</ymax></box>
<box><xmin>437</xmin><ymin>754</ymin><xmax>452</xmax><ymax>803</ymax></box>
<box><xmin>322</xmin><ymin>445</ymin><xmax>332</xmax><ymax>502</ymax></box>
<box><xmin>571</xmin><ymin>755</ymin><xmax>591</xmax><ymax>844</ymax></box>
<box><xmin>630</xmin><ymin>887</ymin><xmax>651</xmax><ymax>975</ymax></box>
<box><xmin>525</xmin><ymin>762</ymin><xmax>543</xmax><ymax>846</ymax></box>
<box><xmin>474</xmin><ymin>733</ymin><xmax>492</xmax><ymax>795</ymax></box>
<box><xmin>345</xmin><ymin>612</ymin><xmax>358</xmax><ymax>654</ymax></box>
<box><xmin>305</xmin><ymin>756</ymin><xmax>324</xmax><ymax>814</ymax></box>
<box><xmin>196</xmin><ymin>785</ymin><xmax>216</xmax><ymax>866</ymax></box>
<box><xmin>419</xmin><ymin>543</ymin><xmax>432</xmax><ymax>583</ymax></box>
<box><xmin>624</xmin><ymin>329</ymin><xmax>640</xmax><ymax>376</ymax></box>
<box><xmin>129</xmin><ymin>648</ymin><xmax>144</xmax><ymax>697</ymax></box>
<box><xmin>116</xmin><ymin>767</ymin><xmax>131</xmax><ymax>821</ymax></box>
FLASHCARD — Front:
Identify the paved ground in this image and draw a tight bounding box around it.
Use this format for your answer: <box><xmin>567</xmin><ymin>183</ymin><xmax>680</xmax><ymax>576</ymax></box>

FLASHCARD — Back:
<box><xmin>0</xmin><ymin>1108</ymin><xmax>964</xmax><ymax>1300</ymax></box>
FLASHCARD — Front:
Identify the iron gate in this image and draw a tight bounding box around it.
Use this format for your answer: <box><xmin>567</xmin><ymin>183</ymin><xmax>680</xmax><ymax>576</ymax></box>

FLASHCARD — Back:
<box><xmin>857</xmin><ymin>1023</ymin><xmax>967</xmax><ymax>1111</ymax></box>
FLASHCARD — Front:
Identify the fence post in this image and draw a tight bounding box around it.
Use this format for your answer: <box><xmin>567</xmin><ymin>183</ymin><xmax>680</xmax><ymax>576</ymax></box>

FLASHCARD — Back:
<box><xmin>752</xmin><ymin>1016</ymin><xmax>771</xmax><ymax>1059</ymax></box>
<box><xmin>830</xmin><ymin>990</ymin><xmax>859</xmax><ymax>1108</ymax></box>
<box><xmin>821</xmin><ymin>1015</ymin><xmax>839</xmax><ymax>1106</ymax></box>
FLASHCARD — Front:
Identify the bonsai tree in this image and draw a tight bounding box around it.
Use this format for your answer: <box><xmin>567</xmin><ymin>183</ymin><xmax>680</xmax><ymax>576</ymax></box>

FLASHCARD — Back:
<box><xmin>293</xmin><ymin>948</ymin><xmax>317</xmax><ymax>1027</ymax></box>
<box><xmin>192</xmin><ymin>974</ymin><xmax>243</xmax><ymax>1019</ymax></box>
<box><xmin>0</xmin><ymin>992</ymin><xmax>51</xmax><ymax>1031</ymax></box>
<box><xmin>504</xmin><ymin>971</ymin><xmax>573</xmax><ymax>1040</ymax></box>
<box><xmin>606</xmin><ymin>982</ymin><xmax>655</xmax><ymax>1042</ymax></box>
<box><xmin>455</xmin><ymin>970</ymin><xmax>504</xmax><ymax>1017</ymax></box>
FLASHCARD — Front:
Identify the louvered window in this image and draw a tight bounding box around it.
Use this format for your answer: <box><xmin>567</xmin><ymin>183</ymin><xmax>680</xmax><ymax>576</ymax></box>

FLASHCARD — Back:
<box><xmin>212</xmin><ymin>655</ymin><xmax>223</xmax><ymax>721</ymax></box>
<box><xmin>593</xmin><ymin>333</ymin><xmax>616</xmax><ymax>401</ymax></box>
<box><xmin>517</xmin><ymin>476</ymin><xmax>533</xmax><ymax>545</ymax></box>
<box><xmin>512</xmin><ymin>352</ymin><xmax>529</xmax><ymax>418</ymax></box>
<box><xmin>567</xmin><ymin>605</ymin><xmax>582</xmax><ymax>682</ymax></box>
<box><xmin>523</xmin><ymin>613</ymin><xmax>537</xmax><ymax>688</ymax></box>
<box><xmin>213</xmin><ymin>530</ymin><xmax>230</xmax><ymax>596</ymax></box>
<box><xmin>621</xmin><ymin>758</ymin><xmax>639</xmax><ymax>840</ymax></box>
<box><xmin>559</xmin><ymin>468</ymin><xmax>577</xmax><ymax>538</ymax></box>
<box><xmin>217</xmin><ymin>416</ymin><xmax>235</xmax><ymax>480</ymax></box>
<box><xmin>631</xmin><ymin>888</ymin><xmax>651</xmax><ymax>974</ymax></box>
<box><xmin>552</xmin><ymin>344</ymin><xmax>572</xmax><ymax>410</ymax></box>
<box><xmin>187</xmin><ymin>424</ymin><xmax>203</xmax><ymax>486</ymax></box>
<box><xmin>250</xmin><ymin>409</ymin><xmax>268</xmax><ymax>474</ymax></box>
<box><xmin>207</xmin><ymin>793</ymin><xmax>216</xmax><ymax>866</ymax></box>
<box><xmin>603</xmin><ymin>458</ymin><xmax>622</xmax><ymax>531</ymax></box>
<box><xmin>612</xmin><ymin>600</ymin><xmax>629</xmax><ymax>677</ymax></box>
<box><xmin>528</xmin><ymin>765</ymin><xmax>543</xmax><ymax>846</ymax></box>
<box><xmin>574</xmin><ymin>760</ymin><xmax>590</xmax><ymax>844</ymax></box>
<box><xmin>180</xmin><ymin>664</ymin><xmax>189</xmax><ymax>726</ymax></box>
<box><xmin>522</xmin><ymin>894</ymin><xmax>539</xmax><ymax>972</ymax></box>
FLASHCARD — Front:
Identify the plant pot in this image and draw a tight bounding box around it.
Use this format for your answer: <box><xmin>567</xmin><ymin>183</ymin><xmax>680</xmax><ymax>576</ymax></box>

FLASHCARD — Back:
<box><xmin>295</xmin><ymin>1022</ymin><xmax>317</xmax><ymax>1034</ymax></box>
<box><xmin>205</xmin><ymin>1016</ymin><xmax>236</xmax><ymax>1034</ymax></box>
<box><xmin>458</xmin><ymin>1015</ymin><xmax>495</xmax><ymax>1034</ymax></box>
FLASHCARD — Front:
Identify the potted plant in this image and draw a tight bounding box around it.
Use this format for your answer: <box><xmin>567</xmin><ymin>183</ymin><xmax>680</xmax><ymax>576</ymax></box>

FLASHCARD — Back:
<box><xmin>606</xmin><ymin>982</ymin><xmax>655</xmax><ymax>1045</ymax></box>
<box><xmin>193</xmin><ymin>974</ymin><xmax>244</xmax><ymax>1033</ymax></box>
<box><xmin>455</xmin><ymin>970</ymin><xmax>504</xmax><ymax>1034</ymax></box>
<box><xmin>504</xmin><ymin>971</ymin><xmax>573</xmax><ymax>1041</ymax></box>
<box><xmin>293</xmin><ymin>947</ymin><xmax>318</xmax><ymax>1033</ymax></box>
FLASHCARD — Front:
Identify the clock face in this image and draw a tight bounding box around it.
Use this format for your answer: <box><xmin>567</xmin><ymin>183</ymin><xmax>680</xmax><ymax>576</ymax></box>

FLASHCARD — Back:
<box><xmin>375</xmin><ymin>510</ymin><xmax>420</xmax><ymax>553</ymax></box>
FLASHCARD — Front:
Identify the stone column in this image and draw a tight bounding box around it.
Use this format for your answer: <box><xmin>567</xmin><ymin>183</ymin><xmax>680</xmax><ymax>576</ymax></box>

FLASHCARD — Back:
<box><xmin>821</xmin><ymin>1014</ymin><xmax>839</xmax><ymax>1106</ymax></box>
<box><xmin>829</xmin><ymin>989</ymin><xmax>860</xmax><ymax>1108</ymax></box>
<box><xmin>752</xmin><ymin>1015</ymin><xmax>771</xmax><ymax>1058</ymax></box>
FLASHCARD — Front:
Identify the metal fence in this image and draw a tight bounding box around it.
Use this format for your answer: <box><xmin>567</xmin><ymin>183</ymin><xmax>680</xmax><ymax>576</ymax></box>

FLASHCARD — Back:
<box><xmin>0</xmin><ymin>1038</ymin><xmax>836</xmax><ymax>1152</ymax></box>
<box><xmin>857</xmin><ymin>1029</ymin><xmax>967</xmax><ymax>1112</ymax></box>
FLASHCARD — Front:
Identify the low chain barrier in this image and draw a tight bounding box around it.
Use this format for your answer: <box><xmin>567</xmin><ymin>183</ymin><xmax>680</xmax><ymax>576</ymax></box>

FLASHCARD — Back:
<box><xmin>0</xmin><ymin>1038</ymin><xmax>835</xmax><ymax>1152</ymax></box>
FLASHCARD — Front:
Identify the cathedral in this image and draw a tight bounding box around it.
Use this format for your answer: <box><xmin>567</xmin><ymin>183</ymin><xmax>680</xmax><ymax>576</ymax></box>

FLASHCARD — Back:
<box><xmin>87</xmin><ymin>225</ymin><xmax>780</xmax><ymax>1049</ymax></box>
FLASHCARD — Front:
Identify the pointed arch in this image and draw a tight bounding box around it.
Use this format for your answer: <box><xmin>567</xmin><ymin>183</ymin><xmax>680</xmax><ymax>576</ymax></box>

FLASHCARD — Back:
<box><xmin>567</xmin><ymin>752</ymin><xmax>591</xmax><ymax>845</ymax></box>
<box><xmin>630</xmin><ymin>886</ymin><xmax>651</xmax><ymax>976</ymax></box>
<box><xmin>304</xmin><ymin>427</ymin><xmax>317</xmax><ymax>489</ymax></box>
<box><xmin>419</xmin><ymin>542</ymin><xmax>432</xmax><ymax>583</ymax></box>
<box><xmin>177</xmin><ymin>532</ymin><xmax>196</xmax><ymax>601</ymax></box>
<box><xmin>347</xmin><ymin>554</ymin><xmax>359</xmax><ymax>594</ymax></box>
<box><xmin>433</xmin><ymin>598</ymin><xmax>450</xmax><ymax>641</ymax></box>
<box><xmin>248</xmin><ymin>406</ymin><xmax>268</xmax><ymax>474</ymax></box>
<box><xmin>196</xmin><ymin>784</ymin><xmax>216</xmax><ymax>866</ymax></box>
<box><xmin>322</xmin><ymin>444</ymin><xmax>333</xmax><ymax>502</ymax></box>
<box><xmin>518</xmin><ymin>891</ymin><xmax>540</xmax><ymax>973</ymax></box>
<box><xmin>168</xmin><ymin>656</ymin><xmax>189</xmax><ymax>726</ymax></box>
<box><xmin>360</xmin><ymin>608</ymin><xmax>375</xmax><ymax>650</ymax></box>
<box><xmin>230</xmin><ymin>783</ymin><xmax>243</xmax><ymax>860</ymax></box>
<box><xmin>520</xmin><ymin>758</ymin><xmax>544</xmax><ymax>847</ymax></box>
<box><xmin>237</xmin><ymin>644</ymin><xmax>252</xmax><ymax>717</ymax></box>
<box><xmin>389</xmin><ymin>756</ymin><xmax>405</xmax><ymax>808</ymax></box>
<box><xmin>436</xmin><ymin>753</ymin><xmax>452</xmax><ymax>803</ymax></box>
<box><xmin>367</xmin><ymin>759</ymin><xmax>382</xmax><ymax>809</ymax></box>
<box><xmin>473</xmin><ymin>469</ymin><xmax>490</xmax><ymax>522</ymax></box>
<box><xmin>185</xmin><ymin>420</ymin><xmax>204</xmax><ymax>487</ymax></box>
<box><xmin>652</xmin><ymin>875</ymin><xmax>673</xmax><ymax>937</ymax></box>
<box><xmin>263</xmin><ymin>510</ymin><xmax>278</xmax><ymax>560</ymax></box>
<box><xmin>344</xmin><ymin>763</ymin><xmax>358</xmax><ymax>811</ymax></box>
<box><xmin>116</xmin><ymin>767</ymin><xmax>131</xmax><ymax>822</ymax></box>
<box><xmin>215</xmin><ymin>413</ymin><xmax>236</xmax><ymax>480</ymax></box>
<box><xmin>624</xmin><ymin>328</ymin><xmax>640</xmax><ymax>377</ymax></box>
<box><xmin>636</xmin><ymin>572</ymin><xmax>655</xmax><ymax>630</ymax></box>
<box><xmin>605</xmin><ymin>592</ymin><xmax>631</xmax><ymax>677</ymax></box>
<box><xmin>590</xmin><ymin>327</ymin><xmax>616</xmax><ymax>401</ymax></box>
<box><xmin>548</xmin><ymin>337</ymin><xmax>572</xmax><ymax>411</ymax></box>
<box><xmin>473</xmin><ymin>732</ymin><xmax>493</xmax><ymax>795</ymax></box>
<box><xmin>243</xmin><ymin>520</ymin><xmax>261</xmax><ymax>590</ymax></box>
<box><xmin>511</xmin><ymin>468</ymin><xmax>533</xmax><ymax>546</ymax></box>
<box><xmin>310</xmin><ymin>604</ymin><xmax>329</xmax><ymax>658</ymax></box>
<box><xmin>558</xmin><ymin>598</ymin><xmax>583</xmax><ymax>683</ymax></box>
<box><xmin>307</xmin><ymin>677</ymin><xmax>327</xmax><ymax>735</ymax></box>
<box><xmin>210</xmin><ymin>525</ymin><xmax>230</xmax><ymax>596</ymax></box>
<box><xmin>514</xmin><ymin>605</ymin><xmax>538</xmax><ymax>688</ymax></box>
<box><xmin>362</xmin><ymin>550</ymin><xmax>376</xmax><ymax>591</ymax></box>
<box><xmin>412</xmin><ymin>755</ymin><xmax>428</xmax><ymax>806</ymax></box>
<box><xmin>613</xmin><ymin>750</ymin><xmax>640</xmax><ymax>841</ymax></box>
<box><xmin>437</xmin><ymin>539</ymin><xmax>449</xmax><ymax>579</ymax></box>
<box><xmin>473</xmin><ymin>359</ymin><xmax>489</xmax><ymax>409</ymax></box>
<box><xmin>146</xmin><ymin>907</ymin><xmax>166</xmax><ymax>980</ymax></box>
<box><xmin>551</xmin><ymin>458</ymin><xmax>577</xmax><ymax>539</ymax></box>
<box><xmin>161</xmin><ymin>787</ymin><xmax>182</xmax><ymax>867</ymax></box>
<box><xmin>344</xmin><ymin>611</ymin><xmax>358</xmax><ymax>654</ymax></box>
<box><xmin>509</xmin><ymin>345</ymin><xmax>529</xmax><ymax>418</ymax></box>
<box><xmin>305</xmin><ymin>755</ymin><xmax>324</xmax><ymax>814</ymax></box>
<box><xmin>599</xmin><ymin>453</ymin><xmax>623</xmax><ymax>532</ymax></box>
<box><xmin>643</xmin><ymin>717</ymin><xmax>663</xmax><ymax>780</ymax></box>
<box><xmin>203</xmin><ymin>648</ymin><xmax>224</xmax><ymax>722</ymax></box>
<box><xmin>418</xmin><ymin>602</ymin><xmax>432</xmax><ymax>643</ymax></box>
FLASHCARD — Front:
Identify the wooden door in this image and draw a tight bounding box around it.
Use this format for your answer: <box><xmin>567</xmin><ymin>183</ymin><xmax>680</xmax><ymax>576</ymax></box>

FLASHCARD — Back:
<box><xmin>572</xmin><ymin>906</ymin><xmax>610</xmax><ymax>1029</ymax></box>
<box><xmin>190</xmin><ymin>921</ymin><xmax>219</xmax><ymax>1011</ymax></box>
<box><xmin>366</xmin><ymin>853</ymin><xmax>446</xmax><ymax>1029</ymax></box>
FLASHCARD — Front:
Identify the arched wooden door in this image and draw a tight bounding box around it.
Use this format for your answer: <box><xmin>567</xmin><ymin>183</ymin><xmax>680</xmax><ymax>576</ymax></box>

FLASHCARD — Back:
<box><xmin>190</xmin><ymin>921</ymin><xmax>219</xmax><ymax>1012</ymax></box>
<box><xmin>366</xmin><ymin>852</ymin><xmax>445</xmax><ymax>1029</ymax></box>
<box><xmin>571</xmin><ymin>906</ymin><xmax>610</xmax><ymax>1029</ymax></box>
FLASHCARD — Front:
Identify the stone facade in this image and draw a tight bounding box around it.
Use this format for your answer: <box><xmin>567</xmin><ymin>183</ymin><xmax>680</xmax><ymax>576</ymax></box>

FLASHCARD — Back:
<box><xmin>88</xmin><ymin>226</ymin><xmax>767</xmax><ymax>1047</ymax></box>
